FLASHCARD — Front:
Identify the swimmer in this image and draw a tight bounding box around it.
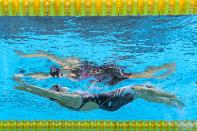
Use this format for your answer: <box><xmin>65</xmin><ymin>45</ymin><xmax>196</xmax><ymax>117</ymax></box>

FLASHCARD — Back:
<box><xmin>14</xmin><ymin>76</ymin><xmax>184</xmax><ymax>111</ymax></box>
<box><xmin>15</xmin><ymin>50</ymin><xmax>176</xmax><ymax>85</ymax></box>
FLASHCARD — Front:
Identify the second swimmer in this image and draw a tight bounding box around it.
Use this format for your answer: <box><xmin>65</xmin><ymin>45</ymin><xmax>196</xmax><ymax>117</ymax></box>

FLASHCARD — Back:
<box><xmin>15</xmin><ymin>50</ymin><xmax>176</xmax><ymax>86</ymax></box>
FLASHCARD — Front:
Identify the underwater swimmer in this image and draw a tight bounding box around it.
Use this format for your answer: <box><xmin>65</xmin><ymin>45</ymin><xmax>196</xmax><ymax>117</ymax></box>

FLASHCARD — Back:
<box><xmin>14</xmin><ymin>76</ymin><xmax>184</xmax><ymax>111</ymax></box>
<box><xmin>15</xmin><ymin>50</ymin><xmax>176</xmax><ymax>85</ymax></box>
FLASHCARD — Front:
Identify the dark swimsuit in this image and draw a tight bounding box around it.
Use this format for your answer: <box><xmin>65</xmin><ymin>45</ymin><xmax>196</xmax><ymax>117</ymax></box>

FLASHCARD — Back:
<box><xmin>50</xmin><ymin>62</ymin><xmax>128</xmax><ymax>85</ymax></box>
<box><xmin>77</xmin><ymin>91</ymin><xmax>134</xmax><ymax>111</ymax></box>
<box><xmin>50</xmin><ymin>85</ymin><xmax>134</xmax><ymax>111</ymax></box>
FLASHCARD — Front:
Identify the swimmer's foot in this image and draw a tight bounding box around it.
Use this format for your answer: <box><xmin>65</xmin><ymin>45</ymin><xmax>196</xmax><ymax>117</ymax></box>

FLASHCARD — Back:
<box><xmin>163</xmin><ymin>63</ymin><xmax>176</xmax><ymax>69</ymax></box>
<box><xmin>146</xmin><ymin>63</ymin><xmax>176</xmax><ymax>72</ymax></box>
<box><xmin>170</xmin><ymin>98</ymin><xmax>185</xmax><ymax>109</ymax></box>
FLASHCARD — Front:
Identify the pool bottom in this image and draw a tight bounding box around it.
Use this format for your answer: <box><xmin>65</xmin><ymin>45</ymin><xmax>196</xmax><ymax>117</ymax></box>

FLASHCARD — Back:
<box><xmin>0</xmin><ymin>121</ymin><xmax>196</xmax><ymax>130</ymax></box>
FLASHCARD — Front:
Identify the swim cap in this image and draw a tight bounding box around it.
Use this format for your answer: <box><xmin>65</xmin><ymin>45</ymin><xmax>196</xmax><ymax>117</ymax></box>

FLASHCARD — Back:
<box><xmin>50</xmin><ymin>85</ymin><xmax>60</xmax><ymax>92</ymax></box>
<box><xmin>50</xmin><ymin>66</ymin><xmax>60</xmax><ymax>77</ymax></box>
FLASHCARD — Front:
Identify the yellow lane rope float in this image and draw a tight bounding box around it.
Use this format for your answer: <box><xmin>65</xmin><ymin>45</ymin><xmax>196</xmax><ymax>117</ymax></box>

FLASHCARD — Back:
<box><xmin>0</xmin><ymin>121</ymin><xmax>197</xmax><ymax>130</ymax></box>
<box><xmin>0</xmin><ymin>0</ymin><xmax>196</xmax><ymax>16</ymax></box>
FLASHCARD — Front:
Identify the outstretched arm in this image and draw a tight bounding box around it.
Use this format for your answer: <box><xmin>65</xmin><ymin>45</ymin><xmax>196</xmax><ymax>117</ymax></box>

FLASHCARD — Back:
<box><xmin>125</xmin><ymin>63</ymin><xmax>176</xmax><ymax>79</ymax></box>
<box><xmin>15</xmin><ymin>50</ymin><xmax>66</xmax><ymax>67</ymax></box>
<box><xmin>15</xmin><ymin>73</ymin><xmax>51</xmax><ymax>80</ymax></box>
<box><xmin>15</xmin><ymin>50</ymin><xmax>83</xmax><ymax>70</ymax></box>
<box><xmin>14</xmin><ymin>76</ymin><xmax>61</xmax><ymax>100</ymax></box>
<box><xmin>13</xmin><ymin>76</ymin><xmax>82</xmax><ymax>109</ymax></box>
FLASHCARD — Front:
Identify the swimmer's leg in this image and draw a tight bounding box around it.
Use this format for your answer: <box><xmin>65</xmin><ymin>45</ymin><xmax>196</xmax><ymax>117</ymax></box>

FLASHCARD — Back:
<box><xmin>15</xmin><ymin>50</ymin><xmax>65</xmax><ymax>67</ymax></box>
<box><xmin>145</xmin><ymin>96</ymin><xmax>185</xmax><ymax>109</ymax></box>
<box><xmin>126</xmin><ymin>63</ymin><xmax>176</xmax><ymax>79</ymax></box>
<box><xmin>132</xmin><ymin>85</ymin><xmax>184</xmax><ymax>109</ymax></box>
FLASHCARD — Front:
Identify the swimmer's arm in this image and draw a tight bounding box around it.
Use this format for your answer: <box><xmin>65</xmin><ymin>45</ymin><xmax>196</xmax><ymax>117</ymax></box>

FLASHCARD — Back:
<box><xmin>15</xmin><ymin>83</ymin><xmax>61</xmax><ymax>100</ymax></box>
<box><xmin>15</xmin><ymin>50</ymin><xmax>65</xmax><ymax>67</ymax></box>
<box><xmin>15</xmin><ymin>73</ymin><xmax>51</xmax><ymax>80</ymax></box>
<box><xmin>13</xmin><ymin>75</ymin><xmax>60</xmax><ymax>100</ymax></box>
<box><xmin>15</xmin><ymin>83</ymin><xmax>82</xmax><ymax>109</ymax></box>
<box><xmin>14</xmin><ymin>74</ymin><xmax>82</xmax><ymax>108</ymax></box>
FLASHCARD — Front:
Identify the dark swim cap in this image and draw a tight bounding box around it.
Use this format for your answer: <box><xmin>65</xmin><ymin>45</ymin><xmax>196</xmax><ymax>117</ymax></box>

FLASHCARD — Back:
<box><xmin>50</xmin><ymin>84</ymin><xmax>60</xmax><ymax>92</ymax></box>
<box><xmin>50</xmin><ymin>66</ymin><xmax>60</xmax><ymax>77</ymax></box>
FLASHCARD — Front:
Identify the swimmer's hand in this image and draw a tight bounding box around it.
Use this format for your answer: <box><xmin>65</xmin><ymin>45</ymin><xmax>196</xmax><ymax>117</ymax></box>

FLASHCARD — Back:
<box><xmin>14</xmin><ymin>50</ymin><xmax>26</xmax><ymax>56</ymax></box>
<box><xmin>15</xmin><ymin>85</ymin><xmax>27</xmax><ymax>91</ymax></box>
<box><xmin>13</xmin><ymin>74</ymin><xmax>25</xmax><ymax>85</ymax></box>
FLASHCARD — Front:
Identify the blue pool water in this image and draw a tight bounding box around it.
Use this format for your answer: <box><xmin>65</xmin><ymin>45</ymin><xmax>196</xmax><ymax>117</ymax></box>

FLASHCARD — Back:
<box><xmin>0</xmin><ymin>16</ymin><xmax>196</xmax><ymax>120</ymax></box>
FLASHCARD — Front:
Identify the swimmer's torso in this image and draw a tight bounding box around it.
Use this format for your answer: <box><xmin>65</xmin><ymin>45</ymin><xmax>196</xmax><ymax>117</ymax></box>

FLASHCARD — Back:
<box><xmin>80</xmin><ymin>86</ymin><xmax>135</xmax><ymax>111</ymax></box>
<box><xmin>50</xmin><ymin>86</ymin><xmax>136</xmax><ymax>111</ymax></box>
<box><xmin>50</xmin><ymin>62</ymin><xmax>128</xmax><ymax>84</ymax></box>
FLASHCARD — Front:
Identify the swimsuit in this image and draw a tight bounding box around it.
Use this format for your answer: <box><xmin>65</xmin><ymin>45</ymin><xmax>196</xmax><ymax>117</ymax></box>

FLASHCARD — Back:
<box><xmin>79</xmin><ymin>86</ymin><xmax>136</xmax><ymax>111</ymax></box>
<box><xmin>77</xmin><ymin>91</ymin><xmax>134</xmax><ymax>111</ymax></box>
<box><xmin>50</xmin><ymin>62</ymin><xmax>95</xmax><ymax>79</ymax></box>
<box><xmin>50</xmin><ymin>62</ymin><xmax>127</xmax><ymax>84</ymax></box>
<box><xmin>50</xmin><ymin>85</ymin><xmax>136</xmax><ymax>111</ymax></box>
